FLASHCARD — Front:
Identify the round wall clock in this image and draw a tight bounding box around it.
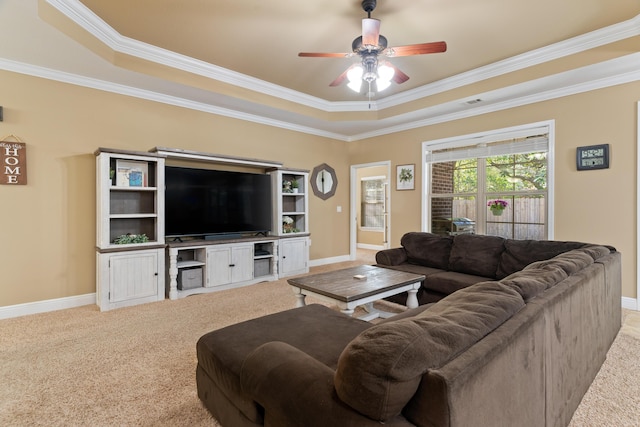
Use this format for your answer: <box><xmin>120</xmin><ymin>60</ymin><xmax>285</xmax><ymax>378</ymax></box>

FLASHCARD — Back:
<box><xmin>310</xmin><ymin>163</ymin><xmax>337</xmax><ymax>200</ymax></box>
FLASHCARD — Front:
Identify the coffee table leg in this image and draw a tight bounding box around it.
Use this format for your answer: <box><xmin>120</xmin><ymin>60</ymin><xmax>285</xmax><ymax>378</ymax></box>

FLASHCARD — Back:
<box><xmin>292</xmin><ymin>287</ymin><xmax>306</xmax><ymax>308</ymax></box>
<box><xmin>340</xmin><ymin>308</ymin><xmax>355</xmax><ymax>317</ymax></box>
<box><xmin>406</xmin><ymin>285</ymin><xmax>419</xmax><ymax>309</ymax></box>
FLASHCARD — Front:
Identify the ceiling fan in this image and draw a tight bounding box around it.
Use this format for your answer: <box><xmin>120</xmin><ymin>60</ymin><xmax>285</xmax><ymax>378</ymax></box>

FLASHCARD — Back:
<box><xmin>298</xmin><ymin>0</ymin><xmax>447</xmax><ymax>94</ymax></box>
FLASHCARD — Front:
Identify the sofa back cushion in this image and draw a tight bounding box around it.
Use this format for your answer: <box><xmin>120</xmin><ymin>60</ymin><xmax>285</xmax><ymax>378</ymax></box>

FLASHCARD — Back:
<box><xmin>524</xmin><ymin>246</ymin><xmax>609</xmax><ymax>275</ymax></box>
<box><xmin>448</xmin><ymin>234</ymin><xmax>505</xmax><ymax>278</ymax></box>
<box><xmin>334</xmin><ymin>281</ymin><xmax>524</xmax><ymax>422</ymax></box>
<box><xmin>401</xmin><ymin>232</ymin><xmax>453</xmax><ymax>270</ymax></box>
<box><xmin>500</xmin><ymin>267</ymin><xmax>568</xmax><ymax>301</ymax></box>
<box><xmin>496</xmin><ymin>239</ymin><xmax>587</xmax><ymax>279</ymax></box>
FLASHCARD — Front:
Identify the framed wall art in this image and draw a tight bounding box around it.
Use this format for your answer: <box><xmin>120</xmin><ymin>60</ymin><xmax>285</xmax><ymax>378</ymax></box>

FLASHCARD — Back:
<box><xmin>396</xmin><ymin>164</ymin><xmax>415</xmax><ymax>191</ymax></box>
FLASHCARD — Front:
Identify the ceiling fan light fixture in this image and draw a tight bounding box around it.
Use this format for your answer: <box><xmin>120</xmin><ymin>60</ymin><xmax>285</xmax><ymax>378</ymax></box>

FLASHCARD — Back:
<box><xmin>375</xmin><ymin>78</ymin><xmax>391</xmax><ymax>91</ymax></box>
<box><xmin>347</xmin><ymin>65</ymin><xmax>364</xmax><ymax>82</ymax></box>
<box><xmin>347</xmin><ymin>80</ymin><xmax>363</xmax><ymax>92</ymax></box>
<box><xmin>378</xmin><ymin>63</ymin><xmax>395</xmax><ymax>81</ymax></box>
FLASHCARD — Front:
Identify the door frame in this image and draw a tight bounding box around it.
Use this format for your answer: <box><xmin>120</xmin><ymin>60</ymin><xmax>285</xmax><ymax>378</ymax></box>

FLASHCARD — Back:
<box><xmin>350</xmin><ymin>161</ymin><xmax>392</xmax><ymax>260</ymax></box>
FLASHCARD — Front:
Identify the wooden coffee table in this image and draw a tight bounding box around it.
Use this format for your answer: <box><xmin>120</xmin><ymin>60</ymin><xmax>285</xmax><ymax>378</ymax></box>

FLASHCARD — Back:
<box><xmin>287</xmin><ymin>265</ymin><xmax>425</xmax><ymax>321</ymax></box>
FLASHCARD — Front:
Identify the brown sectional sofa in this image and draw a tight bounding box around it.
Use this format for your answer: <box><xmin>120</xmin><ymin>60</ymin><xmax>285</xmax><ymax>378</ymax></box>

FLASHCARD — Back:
<box><xmin>196</xmin><ymin>234</ymin><xmax>621</xmax><ymax>427</ymax></box>
<box><xmin>376</xmin><ymin>232</ymin><xmax>600</xmax><ymax>304</ymax></box>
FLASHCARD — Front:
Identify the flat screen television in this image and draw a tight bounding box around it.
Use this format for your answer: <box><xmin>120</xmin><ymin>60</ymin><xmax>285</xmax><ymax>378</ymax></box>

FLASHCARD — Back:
<box><xmin>165</xmin><ymin>166</ymin><xmax>272</xmax><ymax>238</ymax></box>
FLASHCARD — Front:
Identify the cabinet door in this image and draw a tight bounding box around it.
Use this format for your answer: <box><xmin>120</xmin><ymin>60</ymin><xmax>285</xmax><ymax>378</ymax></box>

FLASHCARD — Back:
<box><xmin>231</xmin><ymin>244</ymin><xmax>254</xmax><ymax>283</ymax></box>
<box><xmin>280</xmin><ymin>238</ymin><xmax>309</xmax><ymax>276</ymax></box>
<box><xmin>207</xmin><ymin>244</ymin><xmax>254</xmax><ymax>286</ymax></box>
<box><xmin>109</xmin><ymin>252</ymin><xmax>160</xmax><ymax>302</ymax></box>
<box><xmin>207</xmin><ymin>247</ymin><xmax>233</xmax><ymax>287</ymax></box>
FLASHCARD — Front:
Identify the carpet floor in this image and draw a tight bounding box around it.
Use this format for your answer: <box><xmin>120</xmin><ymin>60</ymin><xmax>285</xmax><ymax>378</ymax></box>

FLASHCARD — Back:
<box><xmin>1</xmin><ymin>253</ymin><xmax>639</xmax><ymax>426</ymax></box>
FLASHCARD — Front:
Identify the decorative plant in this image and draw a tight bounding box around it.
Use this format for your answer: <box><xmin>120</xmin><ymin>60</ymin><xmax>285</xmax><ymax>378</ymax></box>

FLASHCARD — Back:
<box><xmin>113</xmin><ymin>233</ymin><xmax>149</xmax><ymax>244</ymax></box>
<box><xmin>282</xmin><ymin>216</ymin><xmax>298</xmax><ymax>233</ymax></box>
<box><xmin>291</xmin><ymin>180</ymin><xmax>299</xmax><ymax>189</ymax></box>
<box><xmin>487</xmin><ymin>199</ymin><xmax>508</xmax><ymax>212</ymax></box>
<box><xmin>399</xmin><ymin>167</ymin><xmax>413</xmax><ymax>183</ymax></box>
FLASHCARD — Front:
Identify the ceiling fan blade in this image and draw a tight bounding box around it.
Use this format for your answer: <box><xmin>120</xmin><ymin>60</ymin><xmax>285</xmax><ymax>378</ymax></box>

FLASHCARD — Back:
<box><xmin>298</xmin><ymin>52</ymin><xmax>351</xmax><ymax>58</ymax></box>
<box><xmin>386</xmin><ymin>41</ymin><xmax>447</xmax><ymax>57</ymax></box>
<box><xmin>362</xmin><ymin>18</ymin><xmax>380</xmax><ymax>46</ymax></box>
<box><xmin>389</xmin><ymin>64</ymin><xmax>410</xmax><ymax>84</ymax></box>
<box><xmin>329</xmin><ymin>66</ymin><xmax>352</xmax><ymax>87</ymax></box>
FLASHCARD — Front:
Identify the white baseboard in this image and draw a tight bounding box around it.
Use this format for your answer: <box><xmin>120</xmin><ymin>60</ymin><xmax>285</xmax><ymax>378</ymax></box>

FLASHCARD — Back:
<box><xmin>1</xmin><ymin>290</ymin><xmax>636</xmax><ymax>321</ymax></box>
<box><xmin>309</xmin><ymin>255</ymin><xmax>351</xmax><ymax>267</ymax></box>
<box><xmin>356</xmin><ymin>243</ymin><xmax>385</xmax><ymax>251</ymax></box>
<box><xmin>622</xmin><ymin>297</ymin><xmax>638</xmax><ymax>311</ymax></box>
<box><xmin>0</xmin><ymin>294</ymin><xmax>96</xmax><ymax>320</ymax></box>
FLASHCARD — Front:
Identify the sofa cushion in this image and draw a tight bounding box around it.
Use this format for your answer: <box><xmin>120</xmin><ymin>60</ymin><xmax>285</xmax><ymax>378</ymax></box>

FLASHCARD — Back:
<box><xmin>334</xmin><ymin>281</ymin><xmax>524</xmax><ymax>422</ymax></box>
<box><xmin>196</xmin><ymin>304</ymin><xmax>371</xmax><ymax>423</ymax></box>
<box><xmin>496</xmin><ymin>239</ymin><xmax>587</xmax><ymax>279</ymax></box>
<box><xmin>448</xmin><ymin>234</ymin><xmax>505</xmax><ymax>278</ymax></box>
<box><xmin>401</xmin><ymin>232</ymin><xmax>453</xmax><ymax>270</ymax></box>
<box><xmin>377</xmin><ymin>263</ymin><xmax>444</xmax><ymax>278</ymax></box>
<box><xmin>524</xmin><ymin>248</ymin><xmax>596</xmax><ymax>276</ymax></box>
<box><xmin>500</xmin><ymin>266</ymin><xmax>568</xmax><ymax>301</ymax></box>
<box><xmin>423</xmin><ymin>271</ymin><xmax>491</xmax><ymax>295</ymax></box>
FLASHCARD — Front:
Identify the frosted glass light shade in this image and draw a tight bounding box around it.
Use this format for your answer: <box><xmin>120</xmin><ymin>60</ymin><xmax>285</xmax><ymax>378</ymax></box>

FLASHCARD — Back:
<box><xmin>375</xmin><ymin>79</ymin><xmax>391</xmax><ymax>91</ymax></box>
<box><xmin>378</xmin><ymin>64</ymin><xmax>395</xmax><ymax>81</ymax></box>
<box><xmin>347</xmin><ymin>65</ymin><xmax>363</xmax><ymax>82</ymax></box>
<box><xmin>348</xmin><ymin>79</ymin><xmax>363</xmax><ymax>92</ymax></box>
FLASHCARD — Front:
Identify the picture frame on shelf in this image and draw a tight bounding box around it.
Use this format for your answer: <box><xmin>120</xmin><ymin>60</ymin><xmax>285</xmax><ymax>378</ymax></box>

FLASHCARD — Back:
<box><xmin>396</xmin><ymin>164</ymin><xmax>415</xmax><ymax>191</ymax></box>
<box><xmin>115</xmin><ymin>159</ymin><xmax>148</xmax><ymax>187</ymax></box>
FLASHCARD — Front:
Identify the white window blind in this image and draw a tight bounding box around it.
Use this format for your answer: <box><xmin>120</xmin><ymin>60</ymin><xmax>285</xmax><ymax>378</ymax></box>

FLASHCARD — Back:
<box><xmin>426</xmin><ymin>125</ymin><xmax>549</xmax><ymax>163</ymax></box>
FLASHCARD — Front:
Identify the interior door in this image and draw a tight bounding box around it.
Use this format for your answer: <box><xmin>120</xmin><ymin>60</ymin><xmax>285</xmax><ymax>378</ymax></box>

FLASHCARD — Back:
<box><xmin>350</xmin><ymin>162</ymin><xmax>392</xmax><ymax>259</ymax></box>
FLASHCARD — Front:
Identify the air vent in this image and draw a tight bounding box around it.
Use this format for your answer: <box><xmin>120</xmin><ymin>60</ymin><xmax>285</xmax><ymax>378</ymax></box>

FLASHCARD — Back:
<box><xmin>465</xmin><ymin>98</ymin><xmax>483</xmax><ymax>105</ymax></box>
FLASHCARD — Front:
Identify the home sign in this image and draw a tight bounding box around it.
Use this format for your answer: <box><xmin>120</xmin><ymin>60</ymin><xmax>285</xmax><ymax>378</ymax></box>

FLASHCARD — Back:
<box><xmin>1</xmin><ymin>141</ymin><xmax>27</xmax><ymax>185</ymax></box>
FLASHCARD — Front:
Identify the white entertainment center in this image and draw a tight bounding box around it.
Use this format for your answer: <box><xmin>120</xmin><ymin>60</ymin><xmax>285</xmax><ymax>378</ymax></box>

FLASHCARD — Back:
<box><xmin>95</xmin><ymin>147</ymin><xmax>310</xmax><ymax>311</ymax></box>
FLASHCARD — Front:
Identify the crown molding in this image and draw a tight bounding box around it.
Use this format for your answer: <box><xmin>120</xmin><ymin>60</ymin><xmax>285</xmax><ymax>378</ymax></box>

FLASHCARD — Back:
<box><xmin>3</xmin><ymin>52</ymin><xmax>640</xmax><ymax>142</ymax></box>
<box><xmin>376</xmin><ymin>13</ymin><xmax>640</xmax><ymax>110</ymax></box>
<box><xmin>0</xmin><ymin>57</ymin><xmax>352</xmax><ymax>141</ymax></box>
<box><xmin>347</xmin><ymin>53</ymin><xmax>640</xmax><ymax>141</ymax></box>
<box><xmin>43</xmin><ymin>1</ymin><xmax>640</xmax><ymax>114</ymax></box>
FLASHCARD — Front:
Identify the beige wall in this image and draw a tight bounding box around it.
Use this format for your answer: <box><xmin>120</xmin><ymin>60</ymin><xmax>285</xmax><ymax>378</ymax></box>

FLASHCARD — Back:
<box><xmin>0</xmin><ymin>70</ymin><xmax>350</xmax><ymax>307</ymax></box>
<box><xmin>0</xmin><ymin>69</ymin><xmax>637</xmax><ymax>307</ymax></box>
<box><xmin>350</xmin><ymin>83</ymin><xmax>639</xmax><ymax>300</ymax></box>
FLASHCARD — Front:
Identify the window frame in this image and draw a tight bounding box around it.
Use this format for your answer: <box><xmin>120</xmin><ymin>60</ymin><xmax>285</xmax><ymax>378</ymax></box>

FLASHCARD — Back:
<box><xmin>360</xmin><ymin>175</ymin><xmax>386</xmax><ymax>231</ymax></box>
<box><xmin>422</xmin><ymin>121</ymin><xmax>555</xmax><ymax>239</ymax></box>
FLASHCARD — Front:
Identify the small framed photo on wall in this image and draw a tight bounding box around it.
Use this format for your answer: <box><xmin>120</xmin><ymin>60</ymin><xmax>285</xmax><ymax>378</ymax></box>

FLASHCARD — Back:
<box><xmin>396</xmin><ymin>164</ymin><xmax>415</xmax><ymax>190</ymax></box>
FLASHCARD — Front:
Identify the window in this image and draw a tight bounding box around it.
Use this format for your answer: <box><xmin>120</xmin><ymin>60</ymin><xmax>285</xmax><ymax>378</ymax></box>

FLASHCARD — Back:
<box><xmin>361</xmin><ymin>177</ymin><xmax>385</xmax><ymax>229</ymax></box>
<box><xmin>425</xmin><ymin>123</ymin><xmax>553</xmax><ymax>239</ymax></box>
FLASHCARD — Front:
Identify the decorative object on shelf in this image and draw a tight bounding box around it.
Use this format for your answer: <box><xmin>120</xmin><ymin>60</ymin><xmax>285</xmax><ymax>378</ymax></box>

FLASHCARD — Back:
<box><xmin>283</xmin><ymin>180</ymin><xmax>293</xmax><ymax>193</ymax></box>
<box><xmin>282</xmin><ymin>216</ymin><xmax>299</xmax><ymax>233</ymax></box>
<box><xmin>310</xmin><ymin>163</ymin><xmax>337</xmax><ymax>200</ymax></box>
<box><xmin>291</xmin><ymin>180</ymin><xmax>299</xmax><ymax>193</ymax></box>
<box><xmin>115</xmin><ymin>159</ymin><xmax>148</xmax><ymax>187</ymax></box>
<box><xmin>487</xmin><ymin>199</ymin><xmax>508</xmax><ymax>216</ymax></box>
<box><xmin>113</xmin><ymin>233</ymin><xmax>150</xmax><ymax>244</ymax></box>
<box><xmin>576</xmin><ymin>144</ymin><xmax>609</xmax><ymax>171</ymax></box>
<box><xmin>396</xmin><ymin>164</ymin><xmax>414</xmax><ymax>190</ymax></box>
<box><xmin>1</xmin><ymin>135</ymin><xmax>27</xmax><ymax>185</ymax></box>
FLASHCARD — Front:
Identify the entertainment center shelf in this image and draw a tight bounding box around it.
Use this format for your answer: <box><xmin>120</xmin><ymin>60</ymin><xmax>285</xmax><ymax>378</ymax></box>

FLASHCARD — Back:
<box><xmin>166</xmin><ymin>235</ymin><xmax>309</xmax><ymax>299</ymax></box>
<box><xmin>96</xmin><ymin>146</ymin><xmax>311</xmax><ymax>310</ymax></box>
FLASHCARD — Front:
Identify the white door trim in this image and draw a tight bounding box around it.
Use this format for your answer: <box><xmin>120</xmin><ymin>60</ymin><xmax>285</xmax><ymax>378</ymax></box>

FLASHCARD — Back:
<box><xmin>632</xmin><ymin>101</ymin><xmax>640</xmax><ymax>310</ymax></box>
<box><xmin>350</xmin><ymin>161</ymin><xmax>392</xmax><ymax>260</ymax></box>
